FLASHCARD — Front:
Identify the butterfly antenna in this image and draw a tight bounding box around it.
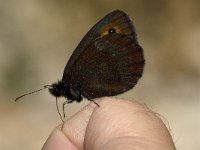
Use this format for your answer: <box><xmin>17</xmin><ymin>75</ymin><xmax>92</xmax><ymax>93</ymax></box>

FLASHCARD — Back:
<box><xmin>55</xmin><ymin>97</ymin><xmax>64</xmax><ymax>129</ymax></box>
<box><xmin>15</xmin><ymin>85</ymin><xmax>51</xmax><ymax>102</ymax></box>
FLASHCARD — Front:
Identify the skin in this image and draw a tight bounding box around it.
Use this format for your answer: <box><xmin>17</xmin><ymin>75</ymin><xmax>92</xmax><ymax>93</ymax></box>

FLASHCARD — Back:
<box><xmin>42</xmin><ymin>97</ymin><xmax>176</xmax><ymax>150</ymax></box>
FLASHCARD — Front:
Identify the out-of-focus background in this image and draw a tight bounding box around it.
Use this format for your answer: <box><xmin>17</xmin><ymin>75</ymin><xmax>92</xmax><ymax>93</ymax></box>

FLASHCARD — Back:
<box><xmin>0</xmin><ymin>0</ymin><xmax>200</xmax><ymax>149</ymax></box>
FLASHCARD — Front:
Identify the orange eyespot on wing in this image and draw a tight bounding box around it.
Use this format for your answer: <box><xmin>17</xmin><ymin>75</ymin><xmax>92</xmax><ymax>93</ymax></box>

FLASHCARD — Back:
<box><xmin>100</xmin><ymin>24</ymin><xmax>121</xmax><ymax>36</ymax></box>
<box><xmin>99</xmin><ymin>10</ymin><xmax>136</xmax><ymax>41</ymax></box>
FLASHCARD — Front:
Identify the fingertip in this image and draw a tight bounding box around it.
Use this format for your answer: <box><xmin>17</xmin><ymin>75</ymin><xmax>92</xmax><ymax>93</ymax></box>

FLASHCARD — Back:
<box><xmin>42</xmin><ymin>100</ymin><xmax>98</xmax><ymax>150</ymax></box>
<box><xmin>42</xmin><ymin>128</ymin><xmax>78</xmax><ymax>150</ymax></box>
<box><xmin>84</xmin><ymin>97</ymin><xmax>176</xmax><ymax>150</ymax></box>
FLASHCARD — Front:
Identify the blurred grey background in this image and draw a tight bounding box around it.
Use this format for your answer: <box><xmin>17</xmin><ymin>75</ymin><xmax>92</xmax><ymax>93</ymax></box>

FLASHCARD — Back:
<box><xmin>0</xmin><ymin>0</ymin><xmax>200</xmax><ymax>149</ymax></box>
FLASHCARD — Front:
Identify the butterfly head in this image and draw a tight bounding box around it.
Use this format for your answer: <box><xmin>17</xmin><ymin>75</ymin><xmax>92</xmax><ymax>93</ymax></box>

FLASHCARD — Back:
<box><xmin>49</xmin><ymin>81</ymin><xmax>67</xmax><ymax>98</ymax></box>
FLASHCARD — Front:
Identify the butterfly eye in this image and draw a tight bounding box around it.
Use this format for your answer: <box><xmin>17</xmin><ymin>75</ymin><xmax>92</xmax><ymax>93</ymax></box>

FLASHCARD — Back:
<box><xmin>108</xmin><ymin>28</ymin><xmax>116</xmax><ymax>34</ymax></box>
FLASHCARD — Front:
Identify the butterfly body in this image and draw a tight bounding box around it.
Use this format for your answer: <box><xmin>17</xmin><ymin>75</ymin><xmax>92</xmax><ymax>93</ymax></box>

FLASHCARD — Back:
<box><xmin>49</xmin><ymin>81</ymin><xmax>83</xmax><ymax>102</ymax></box>
<box><xmin>49</xmin><ymin>10</ymin><xmax>145</xmax><ymax>103</ymax></box>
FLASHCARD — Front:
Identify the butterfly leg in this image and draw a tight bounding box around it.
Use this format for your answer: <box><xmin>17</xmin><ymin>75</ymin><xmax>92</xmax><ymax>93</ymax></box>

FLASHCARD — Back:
<box><xmin>56</xmin><ymin>97</ymin><xmax>65</xmax><ymax>130</ymax></box>
<box><xmin>82</xmin><ymin>92</ymin><xmax>100</xmax><ymax>107</ymax></box>
<box><xmin>62</xmin><ymin>100</ymin><xmax>74</xmax><ymax>120</ymax></box>
<box><xmin>90</xmin><ymin>99</ymin><xmax>100</xmax><ymax>107</ymax></box>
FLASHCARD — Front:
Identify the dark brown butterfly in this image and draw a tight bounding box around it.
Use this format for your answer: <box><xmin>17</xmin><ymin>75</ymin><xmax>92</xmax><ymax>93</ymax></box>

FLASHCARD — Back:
<box><xmin>15</xmin><ymin>10</ymin><xmax>145</xmax><ymax>122</ymax></box>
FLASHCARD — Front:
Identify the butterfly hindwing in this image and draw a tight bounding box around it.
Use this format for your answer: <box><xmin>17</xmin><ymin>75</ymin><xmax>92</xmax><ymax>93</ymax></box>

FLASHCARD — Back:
<box><xmin>63</xmin><ymin>33</ymin><xmax>144</xmax><ymax>99</ymax></box>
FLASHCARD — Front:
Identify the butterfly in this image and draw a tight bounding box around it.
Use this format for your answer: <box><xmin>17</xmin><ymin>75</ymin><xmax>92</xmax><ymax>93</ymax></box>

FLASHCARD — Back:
<box><xmin>15</xmin><ymin>10</ymin><xmax>145</xmax><ymax>122</ymax></box>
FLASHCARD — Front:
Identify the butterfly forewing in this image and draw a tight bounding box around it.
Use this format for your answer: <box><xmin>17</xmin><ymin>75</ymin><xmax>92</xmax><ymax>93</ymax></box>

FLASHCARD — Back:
<box><xmin>99</xmin><ymin>10</ymin><xmax>137</xmax><ymax>41</ymax></box>
<box><xmin>63</xmin><ymin>10</ymin><xmax>137</xmax><ymax>75</ymax></box>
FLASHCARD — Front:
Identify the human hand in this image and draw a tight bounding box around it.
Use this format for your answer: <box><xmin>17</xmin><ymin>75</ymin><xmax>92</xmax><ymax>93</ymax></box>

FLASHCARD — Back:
<box><xmin>42</xmin><ymin>97</ymin><xmax>176</xmax><ymax>150</ymax></box>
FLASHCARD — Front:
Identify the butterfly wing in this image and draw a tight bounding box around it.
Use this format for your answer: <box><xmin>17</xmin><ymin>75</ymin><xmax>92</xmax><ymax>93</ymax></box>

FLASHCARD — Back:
<box><xmin>63</xmin><ymin>10</ymin><xmax>138</xmax><ymax>74</ymax></box>
<box><xmin>62</xmin><ymin>10</ymin><xmax>145</xmax><ymax>99</ymax></box>
<box><xmin>63</xmin><ymin>33</ymin><xmax>144</xmax><ymax>99</ymax></box>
